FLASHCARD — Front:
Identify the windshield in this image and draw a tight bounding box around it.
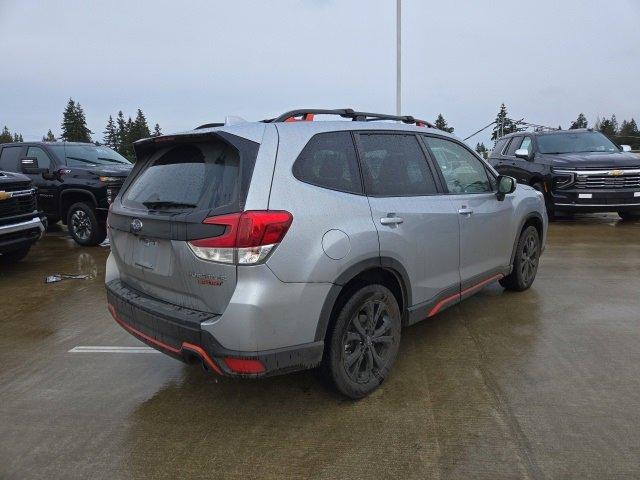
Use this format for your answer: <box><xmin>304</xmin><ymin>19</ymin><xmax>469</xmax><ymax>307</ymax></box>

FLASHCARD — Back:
<box><xmin>537</xmin><ymin>132</ymin><xmax>619</xmax><ymax>154</ymax></box>
<box><xmin>50</xmin><ymin>144</ymin><xmax>131</xmax><ymax>166</ymax></box>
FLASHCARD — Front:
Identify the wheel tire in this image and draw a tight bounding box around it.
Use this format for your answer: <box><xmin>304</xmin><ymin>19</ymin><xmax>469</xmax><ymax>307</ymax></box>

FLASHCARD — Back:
<box><xmin>323</xmin><ymin>284</ymin><xmax>402</xmax><ymax>399</ymax></box>
<box><xmin>0</xmin><ymin>245</ymin><xmax>31</xmax><ymax>264</ymax></box>
<box><xmin>66</xmin><ymin>202</ymin><xmax>106</xmax><ymax>246</ymax></box>
<box><xmin>532</xmin><ymin>182</ymin><xmax>555</xmax><ymax>221</ymax></box>
<box><xmin>618</xmin><ymin>210</ymin><xmax>640</xmax><ymax>221</ymax></box>
<box><xmin>500</xmin><ymin>225</ymin><xmax>540</xmax><ymax>292</ymax></box>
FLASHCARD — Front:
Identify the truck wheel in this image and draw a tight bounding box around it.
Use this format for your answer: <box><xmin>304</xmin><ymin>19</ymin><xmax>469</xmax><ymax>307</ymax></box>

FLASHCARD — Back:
<box><xmin>0</xmin><ymin>245</ymin><xmax>31</xmax><ymax>264</ymax></box>
<box><xmin>67</xmin><ymin>202</ymin><xmax>106</xmax><ymax>246</ymax></box>
<box><xmin>618</xmin><ymin>210</ymin><xmax>640</xmax><ymax>221</ymax></box>
<box><xmin>323</xmin><ymin>284</ymin><xmax>401</xmax><ymax>399</ymax></box>
<box><xmin>532</xmin><ymin>182</ymin><xmax>555</xmax><ymax>221</ymax></box>
<box><xmin>500</xmin><ymin>225</ymin><xmax>540</xmax><ymax>292</ymax></box>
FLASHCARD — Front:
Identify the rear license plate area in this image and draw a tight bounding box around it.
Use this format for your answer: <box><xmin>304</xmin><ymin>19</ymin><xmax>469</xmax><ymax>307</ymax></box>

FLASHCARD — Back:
<box><xmin>134</xmin><ymin>237</ymin><xmax>159</xmax><ymax>270</ymax></box>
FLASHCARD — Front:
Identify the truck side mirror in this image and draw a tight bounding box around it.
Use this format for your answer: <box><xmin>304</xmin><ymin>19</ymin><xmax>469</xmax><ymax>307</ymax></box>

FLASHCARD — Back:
<box><xmin>21</xmin><ymin>157</ymin><xmax>48</xmax><ymax>175</ymax></box>
<box><xmin>514</xmin><ymin>149</ymin><xmax>533</xmax><ymax>161</ymax></box>
<box><xmin>620</xmin><ymin>145</ymin><xmax>632</xmax><ymax>152</ymax></box>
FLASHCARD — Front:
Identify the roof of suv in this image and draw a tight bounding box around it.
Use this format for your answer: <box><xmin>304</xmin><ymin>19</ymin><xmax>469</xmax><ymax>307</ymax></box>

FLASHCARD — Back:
<box><xmin>1</xmin><ymin>141</ymin><xmax>97</xmax><ymax>147</ymax></box>
<box><xmin>500</xmin><ymin>128</ymin><xmax>594</xmax><ymax>139</ymax></box>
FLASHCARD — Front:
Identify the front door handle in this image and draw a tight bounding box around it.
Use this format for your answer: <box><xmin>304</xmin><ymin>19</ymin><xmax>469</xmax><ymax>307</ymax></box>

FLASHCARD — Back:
<box><xmin>458</xmin><ymin>207</ymin><xmax>474</xmax><ymax>216</ymax></box>
<box><xmin>380</xmin><ymin>216</ymin><xmax>404</xmax><ymax>225</ymax></box>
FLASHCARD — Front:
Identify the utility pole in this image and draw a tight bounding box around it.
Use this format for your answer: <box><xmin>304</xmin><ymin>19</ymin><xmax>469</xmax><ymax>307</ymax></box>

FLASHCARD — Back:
<box><xmin>396</xmin><ymin>0</ymin><xmax>401</xmax><ymax>116</ymax></box>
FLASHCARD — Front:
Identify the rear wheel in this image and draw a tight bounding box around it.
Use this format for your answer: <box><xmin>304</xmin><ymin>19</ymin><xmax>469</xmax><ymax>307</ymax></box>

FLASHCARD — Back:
<box><xmin>323</xmin><ymin>284</ymin><xmax>401</xmax><ymax>399</ymax></box>
<box><xmin>0</xmin><ymin>245</ymin><xmax>31</xmax><ymax>264</ymax></box>
<box><xmin>618</xmin><ymin>210</ymin><xmax>640</xmax><ymax>221</ymax></box>
<box><xmin>67</xmin><ymin>202</ymin><xmax>106</xmax><ymax>246</ymax></box>
<box><xmin>532</xmin><ymin>182</ymin><xmax>554</xmax><ymax>220</ymax></box>
<box><xmin>500</xmin><ymin>225</ymin><xmax>540</xmax><ymax>291</ymax></box>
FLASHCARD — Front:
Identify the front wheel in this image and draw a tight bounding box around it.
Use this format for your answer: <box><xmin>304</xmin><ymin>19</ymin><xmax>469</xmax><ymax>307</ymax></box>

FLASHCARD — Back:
<box><xmin>323</xmin><ymin>284</ymin><xmax>402</xmax><ymax>399</ymax></box>
<box><xmin>618</xmin><ymin>210</ymin><xmax>640</xmax><ymax>221</ymax></box>
<box><xmin>67</xmin><ymin>202</ymin><xmax>106</xmax><ymax>246</ymax></box>
<box><xmin>500</xmin><ymin>225</ymin><xmax>540</xmax><ymax>291</ymax></box>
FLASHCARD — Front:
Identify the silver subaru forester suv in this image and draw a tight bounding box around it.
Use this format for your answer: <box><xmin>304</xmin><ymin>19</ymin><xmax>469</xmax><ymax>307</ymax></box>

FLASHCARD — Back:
<box><xmin>106</xmin><ymin>109</ymin><xmax>547</xmax><ymax>398</ymax></box>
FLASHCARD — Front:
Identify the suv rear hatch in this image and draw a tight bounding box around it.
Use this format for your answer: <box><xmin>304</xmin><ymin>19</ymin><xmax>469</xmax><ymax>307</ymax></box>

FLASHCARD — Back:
<box><xmin>107</xmin><ymin>129</ymin><xmax>261</xmax><ymax>314</ymax></box>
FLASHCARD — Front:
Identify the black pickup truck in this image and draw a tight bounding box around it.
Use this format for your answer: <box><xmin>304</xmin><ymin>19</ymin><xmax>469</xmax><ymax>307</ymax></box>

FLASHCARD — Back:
<box><xmin>0</xmin><ymin>142</ymin><xmax>132</xmax><ymax>245</ymax></box>
<box><xmin>489</xmin><ymin>129</ymin><xmax>640</xmax><ymax>220</ymax></box>
<box><xmin>0</xmin><ymin>171</ymin><xmax>46</xmax><ymax>264</ymax></box>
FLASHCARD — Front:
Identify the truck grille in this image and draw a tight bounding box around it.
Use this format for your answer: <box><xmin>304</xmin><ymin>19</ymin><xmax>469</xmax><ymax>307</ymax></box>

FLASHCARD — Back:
<box><xmin>575</xmin><ymin>170</ymin><xmax>640</xmax><ymax>189</ymax></box>
<box><xmin>0</xmin><ymin>183</ymin><xmax>37</xmax><ymax>218</ymax></box>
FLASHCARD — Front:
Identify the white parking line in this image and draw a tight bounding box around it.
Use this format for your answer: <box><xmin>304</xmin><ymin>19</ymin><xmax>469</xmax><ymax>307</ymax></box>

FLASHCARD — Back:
<box><xmin>69</xmin><ymin>346</ymin><xmax>160</xmax><ymax>354</ymax></box>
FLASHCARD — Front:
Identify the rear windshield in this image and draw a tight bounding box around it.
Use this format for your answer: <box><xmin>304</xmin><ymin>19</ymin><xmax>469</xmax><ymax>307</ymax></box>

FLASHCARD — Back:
<box><xmin>50</xmin><ymin>144</ymin><xmax>131</xmax><ymax>166</ymax></box>
<box><xmin>122</xmin><ymin>141</ymin><xmax>239</xmax><ymax>211</ymax></box>
<box><xmin>537</xmin><ymin>132</ymin><xmax>619</xmax><ymax>154</ymax></box>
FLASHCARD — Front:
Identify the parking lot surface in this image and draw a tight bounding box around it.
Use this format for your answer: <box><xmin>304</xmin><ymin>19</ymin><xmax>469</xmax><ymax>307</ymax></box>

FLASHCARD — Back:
<box><xmin>1</xmin><ymin>215</ymin><xmax>639</xmax><ymax>479</ymax></box>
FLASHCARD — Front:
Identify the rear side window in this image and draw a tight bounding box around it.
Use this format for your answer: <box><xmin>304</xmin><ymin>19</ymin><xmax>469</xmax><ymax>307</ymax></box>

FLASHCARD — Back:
<box><xmin>0</xmin><ymin>146</ymin><xmax>23</xmax><ymax>172</ymax></box>
<box><xmin>493</xmin><ymin>138</ymin><xmax>509</xmax><ymax>156</ymax></box>
<box><xmin>292</xmin><ymin>131</ymin><xmax>362</xmax><ymax>194</ymax></box>
<box><xmin>122</xmin><ymin>141</ymin><xmax>239</xmax><ymax>211</ymax></box>
<box><xmin>358</xmin><ymin>134</ymin><xmax>437</xmax><ymax>196</ymax></box>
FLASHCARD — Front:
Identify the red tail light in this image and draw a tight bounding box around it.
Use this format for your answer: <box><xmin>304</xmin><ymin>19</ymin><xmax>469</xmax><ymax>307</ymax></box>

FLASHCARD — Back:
<box><xmin>188</xmin><ymin>210</ymin><xmax>293</xmax><ymax>264</ymax></box>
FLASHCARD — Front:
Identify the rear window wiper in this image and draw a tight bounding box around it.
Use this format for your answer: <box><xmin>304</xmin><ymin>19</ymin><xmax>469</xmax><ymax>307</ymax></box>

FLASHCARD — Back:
<box><xmin>142</xmin><ymin>201</ymin><xmax>198</xmax><ymax>210</ymax></box>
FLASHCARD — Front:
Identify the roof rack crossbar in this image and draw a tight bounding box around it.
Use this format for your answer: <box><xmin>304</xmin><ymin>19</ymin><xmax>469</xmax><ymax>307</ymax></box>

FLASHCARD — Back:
<box><xmin>268</xmin><ymin>109</ymin><xmax>435</xmax><ymax>128</ymax></box>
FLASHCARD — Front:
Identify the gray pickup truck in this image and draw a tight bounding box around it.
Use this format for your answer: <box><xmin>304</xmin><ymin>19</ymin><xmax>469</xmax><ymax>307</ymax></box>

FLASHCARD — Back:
<box><xmin>0</xmin><ymin>170</ymin><xmax>46</xmax><ymax>264</ymax></box>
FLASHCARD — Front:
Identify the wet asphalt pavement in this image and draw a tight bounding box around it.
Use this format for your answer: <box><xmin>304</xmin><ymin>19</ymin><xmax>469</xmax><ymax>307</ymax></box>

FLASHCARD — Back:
<box><xmin>1</xmin><ymin>215</ymin><xmax>639</xmax><ymax>479</ymax></box>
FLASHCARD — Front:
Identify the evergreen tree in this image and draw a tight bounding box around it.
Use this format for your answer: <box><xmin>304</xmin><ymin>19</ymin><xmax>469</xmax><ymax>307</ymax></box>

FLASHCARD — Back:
<box><xmin>619</xmin><ymin>118</ymin><xmax>639</xmax><ymax>137</ymax></box>
<box><xmin>434</xmin><ymin>114</ymin><xmax>454</xmax><ymax>133</ymax></box>
<box><xmin>60</xmin><ymin>98</ymin><xmax>92</xmax><ymax>142</ymax></box>
<box><xmin>598</xmin><ymin>115</ymin><xmax>618</xmax><ymax>137</ymax></box>
<box><xmin>13</xmin><ymin>133</ymin><xmax>23</xmax><ymax>142</ymax></box>
<box><xmin>152</xmin><ymin>123</ymin><xmax>162</xmax><ymax>136</ymax></box>
<box><xmin>570</xmin><ymin>113</ymin><xmax>588</xmax><ymax>129</ymax></box>
<box><xmin>42</xmin><ymin>130</ymin><xmax>56</xmax><ymax>142</ymax></box>
<box><xmin>0</xmin><ymin>126</ymin><xmax>13</xmax><ymax>143</ymax></box>
<box><xmin>491</xmin><ymin>103</ymin><xmax>521</xmax><ymax>140</ymax></box>
<box><xmin>103</xmin><ymin>116</ymin><xmax>117</xmax><ymax>149</ymax></box>
<box><xmin>115</xmin><ymin>111</ymin><xmax>127</xmax><ymax>155</ymax></box>
<box><xmin>475</xmin><ymin>142</ymin><xmax>488</xmax><ymax>159</ymax></box>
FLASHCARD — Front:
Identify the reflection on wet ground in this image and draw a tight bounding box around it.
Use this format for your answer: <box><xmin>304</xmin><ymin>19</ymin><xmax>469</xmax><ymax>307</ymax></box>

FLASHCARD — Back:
<box><xmin>1</xmin><ymin>214</ymin><xmax>639</xmax><ymax>479</ymax></box>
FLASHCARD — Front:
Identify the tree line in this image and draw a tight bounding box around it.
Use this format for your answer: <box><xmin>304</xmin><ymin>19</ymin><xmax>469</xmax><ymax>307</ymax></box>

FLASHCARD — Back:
<box><xmin>0</xmin><ymin>98</ymin><xmax>162</xmax><ymax>161</ymax></box>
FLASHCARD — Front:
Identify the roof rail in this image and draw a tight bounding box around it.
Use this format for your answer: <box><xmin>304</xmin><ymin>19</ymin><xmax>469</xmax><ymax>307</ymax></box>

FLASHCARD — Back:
<box><xmin>265</xmin><ymin>109</ymin><xmax>435</xmax><ymax>128</ymax></box>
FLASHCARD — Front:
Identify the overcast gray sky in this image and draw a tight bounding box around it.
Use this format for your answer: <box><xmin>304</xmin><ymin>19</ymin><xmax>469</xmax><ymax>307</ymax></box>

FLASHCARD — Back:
<box><xmin>1</xmin><ymin>0</ymin><xmax>639</xmax><ymax>146</ymax></box>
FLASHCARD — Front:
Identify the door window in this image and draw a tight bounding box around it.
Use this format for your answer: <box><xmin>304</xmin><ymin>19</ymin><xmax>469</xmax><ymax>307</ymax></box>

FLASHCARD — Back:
<box><xmin>519</xmin><ymin>137</ymin><xmax>532</xmax><ymax>154</ymax></box>
<box><xmin>493</xmin><ymin>138</ymin><xmax>509</xmax><ymax>156</ymax></box>
<box><xmin>26</xmin><ymin>146</ymin><xmax>52</xmax><ymax>169</ymax></box>
<box><xmin>292</xmin><ymin>131</ymin><xmax>362</xmax><ymax>194</ymax></box>
<box><xmin>423</xmin><ymin>136</ymin><xmax>493</xmax><ymax>194</ymax></box>
<box><xmin>0</xmin><ymin>146</ymin><xmax>23</xmax><ymax>172</ymax></box>
<box><xmin>505</xmin><ymin>136</ymin><xmax>524</xmax><ymax>156</ymax></box>
<box><xmin>358</xmin><ymin>134</ymin><xmax>438</xmax><ymax>196</ymax></box>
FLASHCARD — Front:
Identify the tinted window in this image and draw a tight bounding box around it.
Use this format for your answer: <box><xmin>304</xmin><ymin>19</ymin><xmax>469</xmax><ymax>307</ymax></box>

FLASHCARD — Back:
<box><xmin>423</xmin><ymin>136</ymin><xmax>492</xmax><ymax>194</ymax></box>
<box><xmin>358</xmin><ymin>134</ymin><xmax>437</xmax><ymax>196</ymax></box>
<box><xmin>49</xmin><ymin>144</ymin><xmax>131</xmax><ymax>166</ymax></box>
<box><xmin>292</xmin><ymin>132</ymin><xmax>362</xmax><ymax>194</ymax></box>
<box><xmin>122</xmin><ymin>141</ymin><xmax>239</xmax><ymax>211</ymax></box>
<box><xmin>505</xmin><ymin>136</ymin><xmax>524</xmax><ymax>156</ymax></box>
<box><xmin>520</xmin><ymin>137</ymin><xmax>532</xmax><ymax>154</ymax></box>
<box><xmin>0</xmin><ymin>146</ymin><xmax>22</xmax><ymax>172</ymax></box>
<box><xmin>26</xmin><ymin>146</ymin><xmax>51</xmax><ymax>169</ymax></box>
<box><xmin>493</xmin><ymin>138</ymin><xmax>509</xmax><ymax>156</ymax></box>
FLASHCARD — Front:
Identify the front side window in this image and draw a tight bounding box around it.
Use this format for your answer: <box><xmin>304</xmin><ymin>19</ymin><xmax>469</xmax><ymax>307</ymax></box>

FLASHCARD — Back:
<box><xmin>536</xmin><ymin>131</ymin><xmax>618</xmax><ymax>154</ymax></box>
<box><xmin>0</xmin><ymin>146</ymin><xmax>22</xmax><ymax>172</ymax></box>
<box><xmin>292</xmin><ymin>131</ymin><xmax>362</xmax><ymax>194</ymax></box>
<box><xmin>358</xmin><ymin>134</ymin><xmax>437</xmax><ymax>196</ymax></box>
<box><xmin>423</xmin><ymin>136</ymin><xmax>493</xmax><ymax>194</ymax></box>
<box><xmin>520</xmin><ymin>137</ymin><xmax>533</xmax><ymax>154</ymax></box>
<box><xmin>122</xmin><ymin>141</ymin><xmax>239</xmax><ymax>211</ymax></box>
<box><xmin>26</xmin><ymin>146</ymin><xmax>52</xmax><ymax>169</ymax></box>
<box><xmin>505</xmin><ymin>136</ymin><xmax>524</xmax><ymax>156</ymax></box>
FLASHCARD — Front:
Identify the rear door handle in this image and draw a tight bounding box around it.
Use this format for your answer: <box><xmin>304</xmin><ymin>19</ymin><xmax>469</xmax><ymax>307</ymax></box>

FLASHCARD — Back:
<box><xmin>458</xmin><ymin>207</ymin><xmax>474</xmax><ymax>216</ymax></box>
<box><xmin>380</xmin><ymin>216</ymin><xmax>404</xmax><ymax>225</ymax></box>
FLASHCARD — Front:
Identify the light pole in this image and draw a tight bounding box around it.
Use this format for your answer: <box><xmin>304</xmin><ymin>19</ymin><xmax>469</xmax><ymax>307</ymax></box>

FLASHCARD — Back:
<box><xmin>396</xmin><ymin>0</ymin><xmax>401</xmax><ymax>116</ymax></box>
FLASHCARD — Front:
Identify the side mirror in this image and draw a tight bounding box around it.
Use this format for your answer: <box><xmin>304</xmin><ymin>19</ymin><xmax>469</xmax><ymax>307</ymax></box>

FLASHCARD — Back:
<box><xmin>621</xmin><ymin>145</ymin><xmax>632</xmax><ymax>152</ymax></box>
<box><xmin>21</xmin><ymin>157</ymin><xmax>48</xmax><ymax>175</ymax></box>
<box><xmin>496</xmin><ymin>175</ymin><xmax>516</xmax><ymax>201</ymax></box>
<box><xmin>514</xmin><ymin>148</ymin><xmax>533</xmax><ymax>160</ymax></box>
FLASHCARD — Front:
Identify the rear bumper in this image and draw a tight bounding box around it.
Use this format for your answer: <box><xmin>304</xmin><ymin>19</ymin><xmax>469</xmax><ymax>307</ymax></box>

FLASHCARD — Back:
<box><xmin>106</xmin><ymin>279</ymin><xmax>324</xmax><ymax>378</ymax></box>
<box><xmin>0</xmin><ymin>214</ymin><xmax>46</xmax><ymax>254</ymax></box>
